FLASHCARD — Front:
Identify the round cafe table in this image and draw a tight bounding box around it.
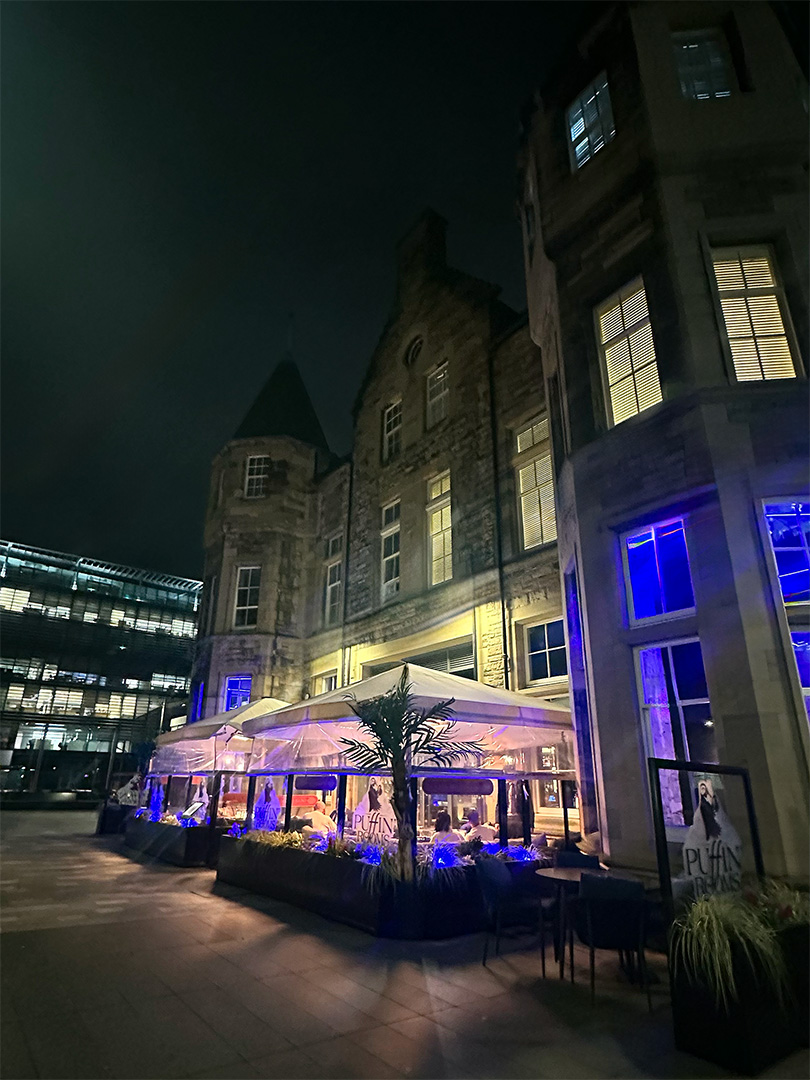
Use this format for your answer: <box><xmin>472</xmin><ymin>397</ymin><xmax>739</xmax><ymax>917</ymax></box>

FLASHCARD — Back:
<box><xmin>536</xmin><ymin>865</ymin><xmax>606</xmax><ymax>978</ymax></box>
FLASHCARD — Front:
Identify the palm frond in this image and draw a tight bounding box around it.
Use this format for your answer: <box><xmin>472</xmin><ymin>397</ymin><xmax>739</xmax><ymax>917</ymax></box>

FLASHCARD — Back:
<box><xmin>339</xmin><ymin>738</ymin><xmax>387</xmax><ymax>773</ymax></box>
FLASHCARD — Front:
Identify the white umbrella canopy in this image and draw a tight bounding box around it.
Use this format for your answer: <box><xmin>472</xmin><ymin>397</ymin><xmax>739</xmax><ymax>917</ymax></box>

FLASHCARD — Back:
<box><xmin>245</xmin><ymin>665</ymin><xmax>572</xmax><ymax>777</ymax></box>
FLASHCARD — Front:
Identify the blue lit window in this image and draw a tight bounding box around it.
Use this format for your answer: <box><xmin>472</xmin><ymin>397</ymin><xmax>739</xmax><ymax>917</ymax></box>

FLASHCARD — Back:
<box><xmin>192</xmin><ymin>682</ymin><xmax>204</xmax><ymax>723</ymax></box>
<box><xmin>567</xmin><ymin>73</ymin><xmax>615</xmax><ymax>171</ymax></box>
<box><xmin>526</xmin><ymin>620</ymin><xmax>568</xmax><ymax>682</ymax></box>
<box><xmin>764</xmin><ymin>503</ymin><xmax>810</xmax><ymax>604</ymax></box>
<box><xmin>637</xmin><ymin>638</ymin><xmax>716</xmax><ymax>828</ymax></box>
<box><xmin>624</xmin><ymin>519</ymin><xmax>694</xmax><ymax>622</ymax></box>
<box><xmin>224</xmin><ymin>675</ymin><xmax>251</xmax><ymax>712</ymax></box>
<box><xmin>791</xmin><ymin>632</ymin><xmax>810</xmax><ymax>721</ymax></box>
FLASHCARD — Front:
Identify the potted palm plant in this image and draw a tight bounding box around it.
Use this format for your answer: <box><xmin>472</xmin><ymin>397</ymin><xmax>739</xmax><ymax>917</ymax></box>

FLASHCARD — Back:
<box><xmin>340</xmin><ymin>666</ymin><xmax>485</xmax><ymax>883</ymax></box>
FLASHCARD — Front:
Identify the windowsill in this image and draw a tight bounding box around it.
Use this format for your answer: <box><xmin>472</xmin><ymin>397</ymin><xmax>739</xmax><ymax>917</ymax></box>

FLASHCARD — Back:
<box><xmin>627</xmin><ymin>608</ymin><xmax>695</xmax><ymax>629</ymax></box>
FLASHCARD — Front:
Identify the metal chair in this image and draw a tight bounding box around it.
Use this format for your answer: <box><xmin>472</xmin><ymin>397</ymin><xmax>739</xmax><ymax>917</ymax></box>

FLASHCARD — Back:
<box><xmin>476</xmin><ymin>857</ymin><xmax>552</xmax><ymax>973</ymax></box>
<box><xmin>566</xmin><ymin>872</ymin><xmax>652</xmax><ymax>1010</ymax></box>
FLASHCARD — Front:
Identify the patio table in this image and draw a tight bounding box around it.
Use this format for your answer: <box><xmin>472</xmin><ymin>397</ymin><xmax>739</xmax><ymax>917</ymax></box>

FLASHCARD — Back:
<box><xmin>536</xmin><ymin>865</ymin><xmax>606</xmax><ymax>978</ymax></box>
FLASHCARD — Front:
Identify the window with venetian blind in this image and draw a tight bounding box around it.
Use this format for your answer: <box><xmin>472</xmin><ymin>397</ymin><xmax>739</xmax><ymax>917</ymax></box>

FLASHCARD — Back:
<box><xmin>711</xmin><ymin>247</ymin><xmax>798</xmax><ymax>381</ymax></box>
<box><xmin>515</xmin><ymin>417</ymin><xmax>556</xmax><ymax>549</ymax></box>
<box><xmin>596</xmin><ymin>279</ymin><xmax>662</xmax><ymax>426</ymax></box>
<box><xmin>427</xmin><ymin>472</ymin><xmax>452</xmax><ymax>586</ymax></box>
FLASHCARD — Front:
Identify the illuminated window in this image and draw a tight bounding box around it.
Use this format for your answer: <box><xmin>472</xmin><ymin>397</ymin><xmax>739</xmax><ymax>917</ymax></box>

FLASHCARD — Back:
<box><xmin>5</xmin><ymin>685</ymin><xmax>24</xmax><ymax>710</ymax></box>
<box><xmin>315</xmin><ymin>671</ymin><xmax>338</xmax><ymax>695</ymax></box>
<box><xmin>0</xmin><ymin>587</ymin><xmax>30</xmax><ymax>613</ymax></box>
<box><xmin>52</xmin><ymin>689</ymin><xmax>84</xmax><ymax>715</ymax></box>
<box><xmin>324</xmin><ymin>561</ymin><xmax>342</xmax><ymax>627</ymax></box>
<box><xmin>234</xmin><ymin>566</ymin><xmax>261</xmax><ymax>628</ymax></box>
<box><xmin>382</xmin><ymin>401</ymin><xmax>402</xmax><ymax>462</ymax></box>
<box><xmin>763</xmin><ymin>502</ymin><xmax>810</xmax><ymax>722</ymax></box>
<box><xmin>711</xmin><ymin>247</ymin><xmax>798</xmax><ymax>381</ymax></box>
<box><xmin>426</xmin><ymin>364</ymin><xmax>449</xmax><ymax>428</ymax></box>
<box><xmin>245</xmin><ymin>455</ymin><xmax>271</xmax><ymax>498</ymax></box>
<box><xmin>764</xmin><ymin>503</ymin><xmax>810</xmax><ymax>605</ymax></box>
<box><xmin>224</xmin><ymin>675</ymin><xmax>251</xmax><ymax>712</ymax></box>
<box><xmin>623</xmin><ymin>519</ymin><xmax>694</xmax><ymax>622</ymax></box>
<box><xmin>427</xmin><ymin>472</ymin><xmax>452</xmax><ymax>586</ymax></box>
<box><xmin>191</xmin><ymin>682</ymin><xmax>204</xmax><ymax>722</ymax></box>
<box><xmin>526</xmin><ymin>620</ymin><xmax>567</xmax><ymax>683</ymax></box>
<box><xmin>150</xmin><ymin>673</ymin><xmax>189</xmax><ymax>692</ymax></box>
<box><xmin>381</xmin><ymin>500</ymin><xmax>401</xmax><ymax>603</ymax></box>
<box><xmin>791</xmin><ymin>633</ymin><xmax>810</xmax><ymax>720</ymax></box>
<box><xmin>637</xmin><ymin>639</ymin><xmax>716</xmax><ymax>827</ymax></box>
<box><xmin>673</xmin><ymin>30</ymin><xmax>731</xmax><ymax>100</ymax></box>
<box><xmin>567</xmin><ymin>73</ymin><xmax>615</xmax><ymax>171</ymax></box>
<box><xmin>596</xmin><ymin>279</ymin><xmax>662</xmax><ymax>426</ymax></box>
<box><xmin>515</xmin><ymin>417</ymin><xmax>556</xmax><ymax>550</ymax></box>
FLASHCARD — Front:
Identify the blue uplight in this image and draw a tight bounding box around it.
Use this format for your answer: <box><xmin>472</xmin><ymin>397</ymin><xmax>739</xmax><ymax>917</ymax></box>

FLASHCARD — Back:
<box><xmin>432</xmin><ymin>844</ymin><xmax>462</xmax><ymax>869</ymax></box>
<box><xmin>148</xmin><ymin>784</ymin><xmax>163</xmax><ymax>823</ymax></box>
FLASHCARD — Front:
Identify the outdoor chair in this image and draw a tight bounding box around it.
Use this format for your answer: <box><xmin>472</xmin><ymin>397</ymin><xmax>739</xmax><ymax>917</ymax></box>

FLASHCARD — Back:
<box><xmin>476</xmin><ymin>857</ymin><xmax>554</xmax><ymax>973</ymax></box>
<box><xmin>554</xmin><ymin>849</ymin><xmax>601</xmax><ymax>869</ymax></box>
<box><xmin>566</xmin><ymin>872</ymin><xmax>652</xmax><ymax>1010</ymax></box>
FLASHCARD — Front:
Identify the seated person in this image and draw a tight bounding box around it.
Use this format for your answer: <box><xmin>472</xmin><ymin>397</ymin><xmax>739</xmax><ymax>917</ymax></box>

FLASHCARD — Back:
<box><xmin>431</xmin><ymin>810</ymin><xmax>464</xmax><ymax>845</ymax></box>
<box><xmin>460</xmin><ymin>809</ymin><xmax>497</xmax><ymax>842</ymax></box>
<box><xmin>303</xmin><ymin>800</ymin><xmax>336</xmax><ymax>838</ymax></box>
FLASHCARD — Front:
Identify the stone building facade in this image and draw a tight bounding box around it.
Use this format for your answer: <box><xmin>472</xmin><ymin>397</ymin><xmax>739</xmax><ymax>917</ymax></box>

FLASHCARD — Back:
<box><xmin>191</xmin><ymin>211</ymin><xmax>575</xmax><ymax>825</ymax></box>
<box><xmin>519</xmin><ymin>0</ymin><xmax>809</xmax><ymax>878</ymax></box>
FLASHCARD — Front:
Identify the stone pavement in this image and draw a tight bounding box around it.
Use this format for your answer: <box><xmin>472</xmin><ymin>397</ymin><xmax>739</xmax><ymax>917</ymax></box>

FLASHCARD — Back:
<box><xmin>0</xmin><ymin>813</ymin><xmax>807</xmax><ymax>1080</ymax></box>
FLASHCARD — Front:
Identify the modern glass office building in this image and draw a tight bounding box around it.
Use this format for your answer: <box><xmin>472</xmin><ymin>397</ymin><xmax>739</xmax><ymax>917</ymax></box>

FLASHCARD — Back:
<box><xmin>0</xmin><ymin>540</ymin><xmax>201</xmax><ymax>795</ymax></box>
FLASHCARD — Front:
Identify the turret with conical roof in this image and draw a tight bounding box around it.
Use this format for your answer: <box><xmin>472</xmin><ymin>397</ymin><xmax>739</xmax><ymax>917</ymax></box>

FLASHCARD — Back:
<box><xmin>233</xmin><ymin>357</ymin><xmax>329</xmax><ymax>450</ymax></box>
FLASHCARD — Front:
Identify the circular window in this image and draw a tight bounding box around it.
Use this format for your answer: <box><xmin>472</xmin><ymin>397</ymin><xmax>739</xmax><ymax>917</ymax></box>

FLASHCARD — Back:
<box><xmin>404</xmin><ymin>337</ymin><xmax>423</xmax><ymax>368</ymax></box>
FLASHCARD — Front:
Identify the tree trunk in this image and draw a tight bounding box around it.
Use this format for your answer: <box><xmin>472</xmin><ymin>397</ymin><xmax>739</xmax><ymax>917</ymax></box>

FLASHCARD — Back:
<box><xmin>391</xmin><ymin>758</ymin><xmax>414</xmax><ymax>883</ymax></box>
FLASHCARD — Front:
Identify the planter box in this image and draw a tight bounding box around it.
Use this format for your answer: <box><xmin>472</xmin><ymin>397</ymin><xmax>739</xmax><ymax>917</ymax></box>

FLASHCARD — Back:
<box><xmin>216</xmin><ymin>837</ymin><xmax>488</xmax><ymax>939</ymax></box>
<box><xmin>672</xmin><ymin>937</ymin><xmax>802</xmax><ymax>1075</ymax></box>
<box><xmin>123</xmin><ymin>816</ymin><xmax>218</xmax><ymax>868</ymax></box>
<box><xmin>96</xmin><ymin>802</ymin><xmax>135</xmax><ymax>835</ymax></box>
<box><xmin>780</xmin><ymin>923</ymin><xmax>810</xmax><ymax>1048</ymax></box>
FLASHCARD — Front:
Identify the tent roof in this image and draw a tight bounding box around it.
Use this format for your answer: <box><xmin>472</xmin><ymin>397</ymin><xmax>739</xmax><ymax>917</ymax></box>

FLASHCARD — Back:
<box><xmin>156</xmin><ymin>697</ymin><xmax>290</xmax><ymax>746</ymax></box>
<box><xmin>243</xmin><ymin>664</ymin><xmax>569</xmax><ymax>737</ymax></box>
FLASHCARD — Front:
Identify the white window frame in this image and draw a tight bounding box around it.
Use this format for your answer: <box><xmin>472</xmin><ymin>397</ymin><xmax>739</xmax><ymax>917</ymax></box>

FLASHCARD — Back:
<box><xmin>672</xmin><ymin>29</ymin><xmax>732</xmax><ymax>101</ymax></box>
<box><xmin>233</xmin><ymin>566</ymin><xmax>261</xmax><ymax>628</ymax></box>
<box><xmin>381</xmin><ymin>500</ymin><xmax>401</xmax><ymax>604</ymax></box>
<box><xmin>759</xmin><ymin>498</ymin><xmax>810</xmax><ymax>725</ymax></box>
<box><xmin>567</xmin><ymin>72</ymin><xmax>615</xmax><ymax>171</ymax></box>
<box><xmin>620</xmin><ymin>517</ymin><xmax>696</xmax><ymax>626</ymax></box>
<box><xmin>223</xmin><ymin>674</ymin><xmax>252</xmax><ymax>712</ymax></box>
<box><xmin>382</xmin><ymin>401</ymin><xmax>402</xmax><ymax>462</ymax></box>
<box><xmin>244</xmin><ymin>455</ymin><xmax>271</xmax><ymax>498</ymax></box>
<box><xmin>524</xmin><ymin>619</ymin><xmax>568</xmax><ymax>686</ymax></box>
<box><xmin>595</xmin><ymin>278</ymin><xmax>662</xmax><ymax>427</ymax></box>
<box><xmin>314</xmin><ymin>671</ymin><xmax>338</xmax><ymax>695</ymax></box>
<box><xmin>326</xmin><ymin>534</ymin><xmax>343</xmax><ymax>560</ymax></box>
<box><xmin>324</xmin><ymin>559</ymin><xmax>342</xmax><ymax>628</ymax></box>
<box><xmin>514</xmin><ymin>416</ymin><xmax>556</xmax><ymax>550</ymax></box>
<box><xmin>634</xmin><ymin>636</ymin><xmax>715</xmax><ymax>838</ymax></box>
<box><xmin>426</xmin><ymin>363</ymin><xmax>449</xmax><ymax>428</ymax></box>
<box><xmin>427</xmin><ymin>472</ymin><xmax>452</xmax><ymax>587</ymax></box>
<box><xmin>710</xmin><ymin>245</ymin><xmax>800</xmax><ymax>382</ymax></box>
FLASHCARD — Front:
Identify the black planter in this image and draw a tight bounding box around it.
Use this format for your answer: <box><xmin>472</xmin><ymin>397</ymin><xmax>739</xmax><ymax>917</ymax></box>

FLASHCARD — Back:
<box><xmin>671</xmin><ymin>941</ymin><xmax>801</xmax><ymax>1075</ymax></box>
<box><xmin>123</xmin><ymin>816</ymin><xmax>218</xmax><ymax>867</ymax></box>
<box><xmin>216</xmin><ymin>837</ymin><xmax>488</xmax><ymax>939</ymax></box>
<box><xmin>779</xmin><ymin>923</ymin><xmax>810</xmax><ymax>1047</ymax></box>
<box><xmin>96</xmin><ymin>802</ymin><xmax>135</xmax><ymax>835</ymax></box>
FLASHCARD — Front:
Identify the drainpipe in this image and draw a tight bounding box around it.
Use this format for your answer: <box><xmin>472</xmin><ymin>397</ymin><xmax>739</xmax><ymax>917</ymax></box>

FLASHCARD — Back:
<box><xmin>340</xmin><ymin>456</ymin><xmax>355</xmax><ymax>688</ymax></box>
<box><xmin>486</xmin><ymin>339</ymin><xmax>511</xmax><ymax>689</ymax></box>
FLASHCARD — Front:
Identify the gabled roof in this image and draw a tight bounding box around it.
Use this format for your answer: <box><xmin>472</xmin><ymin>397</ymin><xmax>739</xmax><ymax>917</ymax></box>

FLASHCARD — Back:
<box><xmin>234</xmin><ymin>357</ymin><xmax>329</xmax><ymax>450</ymax></box>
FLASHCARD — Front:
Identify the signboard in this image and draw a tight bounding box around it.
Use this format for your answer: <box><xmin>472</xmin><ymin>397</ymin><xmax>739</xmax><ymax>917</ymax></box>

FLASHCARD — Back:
<box><xmin>647</xmin><ymin>758</ymin><xmax>763</xmax><ymax>926</ymax></box>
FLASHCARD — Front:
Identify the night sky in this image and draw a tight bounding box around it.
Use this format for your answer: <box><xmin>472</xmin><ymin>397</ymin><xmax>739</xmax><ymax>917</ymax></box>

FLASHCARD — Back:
<box><xmin>2</xmin><ymin>2</ymin><xmax>592</xmax><ymax>578</ymax></box>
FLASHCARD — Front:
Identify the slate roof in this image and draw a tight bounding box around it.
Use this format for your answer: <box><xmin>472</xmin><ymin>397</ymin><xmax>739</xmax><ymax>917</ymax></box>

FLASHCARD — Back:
<box><xmin>233</xmin><ymin>357</ymin><xmax>329</xmax><ymax>450</ymax></box>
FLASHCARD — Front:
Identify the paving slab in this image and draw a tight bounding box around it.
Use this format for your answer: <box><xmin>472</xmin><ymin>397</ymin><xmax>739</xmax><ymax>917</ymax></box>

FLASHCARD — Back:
<box><xmin>1</xmin><ymin>811</ymin><xmax>808</xmax><ymax>1080</ymax></box>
